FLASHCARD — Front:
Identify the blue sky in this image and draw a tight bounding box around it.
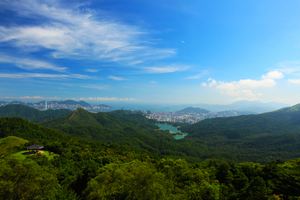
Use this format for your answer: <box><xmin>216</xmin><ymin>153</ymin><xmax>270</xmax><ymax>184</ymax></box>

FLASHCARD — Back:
<box><xmin>1</xmin><ymin>0</ymin><xmax>300</xmax><ymax>105</ymax></box>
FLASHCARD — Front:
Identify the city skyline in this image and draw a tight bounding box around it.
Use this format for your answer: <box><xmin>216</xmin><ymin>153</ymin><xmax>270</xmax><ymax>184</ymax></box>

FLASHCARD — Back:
<box><xmin>1</xmin><ymin>0</ymin><xmax>300</xmax><ymax>104</ymax></box>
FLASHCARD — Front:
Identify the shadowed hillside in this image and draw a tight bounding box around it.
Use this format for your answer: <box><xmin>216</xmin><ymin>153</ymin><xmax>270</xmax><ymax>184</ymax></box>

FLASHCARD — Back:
<box><xmin>0</xmin><ymin>104</ymin><xmax>71</xmax><ymax>122</ymax></box>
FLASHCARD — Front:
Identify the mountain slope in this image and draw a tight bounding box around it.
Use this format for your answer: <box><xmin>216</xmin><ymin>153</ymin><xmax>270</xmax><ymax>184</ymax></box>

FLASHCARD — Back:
<box><xmin>176</xmin><ymin>107</ymin><xmax>210</xmax><ymax>115</ymax></box>
<box><xmin>0</xmin><ymin>136</ymin><xmax>28</xmax><ymax>157</ymax></box>
<box><xmin>0</xmin><ymin>105</ymin><xmax>177</xmax><ymax>154</ymax></box>
<box><xmin>0</xmin><ymin>104</ymin><xmax>71</xmax><ymax>122</ymax></box>
<box><xmin>44</xmin><ymin>108</ymin><xmax>181</xmax><ymax>154</ymax></box>
<box><xmin>182</xmin><ymin>103</ymin><xmax>300</xmax><ymax>139</ymax></box>
<box><xmin>176</xmin><ymin>103</ymin><xmax>300</xmax><ymax>161</ymax></box>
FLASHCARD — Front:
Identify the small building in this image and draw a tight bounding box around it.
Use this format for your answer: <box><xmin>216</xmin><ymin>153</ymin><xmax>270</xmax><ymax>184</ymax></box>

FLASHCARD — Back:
<box><xmin>27</xmin><ymin>144</ymin><xmax>44</xmax><ymax>153</ymax></box>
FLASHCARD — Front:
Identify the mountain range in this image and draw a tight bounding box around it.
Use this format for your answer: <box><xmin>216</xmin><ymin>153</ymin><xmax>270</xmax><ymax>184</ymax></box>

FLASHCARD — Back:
<box><xmin>182</xmin><ymin>104</ymin><xmax>300</xmax><ymax>138</ymax></box>
<box><xmin>0</xmin><ymin>104</ymin><xmax>178</xmax><ymax>154</ymax></box>
<box><xmin>193</xmin><ymin>100</ymin><xmax>287</xmax><ymax>113</ymax></box>
<box><xmin>0</xmin><ymin>100</ymin><xmax>112</xmax><ymax>112</ymax></box>
<box><xmin>1</xmin><ymin>103</ymin><xmax>300</xmax><ymax>162</ymax></box>
<box><xmin>175</xmin><ymin>106</ymin><xmax>253</xmax><ymax>119</ymax></box>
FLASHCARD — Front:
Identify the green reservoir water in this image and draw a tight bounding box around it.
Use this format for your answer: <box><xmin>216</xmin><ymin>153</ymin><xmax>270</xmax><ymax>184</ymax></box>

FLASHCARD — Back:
<box><xmin>156</xmin><ymin>123</ymin><xmax>188</xmax><ymax>140</ymax></box>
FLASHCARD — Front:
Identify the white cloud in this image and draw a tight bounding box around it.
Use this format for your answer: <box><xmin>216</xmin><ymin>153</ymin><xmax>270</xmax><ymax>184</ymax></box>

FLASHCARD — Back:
<box><xmin>288</xmin><ymin>79</ymin><xmax>300</xmax><ymax>85</ymax></box>
<box><xmin>144</xmin><ymin>65</ymin><xmax>189</xmax><ymax>74</ymax></box>
<box><xmin>149</xmin><ymin>80</ymin><xmax>158</xmax><ymax>84</ymax></box>
<box><xmin>108</xmin><ymin>75</ymin><xmax>127</xmax><ymax>81</ymax></box>
<box><xmin>262</xmin><ymin>70</ymin><xmax>284</xmax><ymax>80</ymax></box>
<box><xmin>0</xmin><ymin>96</ymin><xmax>46</xmax><ymax>100</ymax></box>
<box><xmin>185</xmin><ymin>70</ymin><xmax>209</xmax><ymax>80</ymax></box>
<box><xmin>81</xmin><ymin>85</ymin><xmax>109</xmax><ymax>90</ymax></box>
<box><xmin>202</xmin><ymin>70</ymin><xmax>284</xmax><ymax>100</ymax></box>
<box><xmin>0</xmin><ymin>72</ymin><xmax>89</xmax><ymax>79</ymax></box>
<box><xmin>85</xmin><ymin>68</ymin><xmax>99</xmax><ymax>73</ymax></box>
<box><xmin>275</xmin><ymin>61</ymin><xmax>300</xmax><ymax>74</ymax></box>
<box><xmin>0</xmin><ymin>0</ymin><xmax>175</xmax><ymax>65</ymax></box>
<box><xmin>0</xmin><ymin>95</ymin><xmax>134</xmax><ymax>102</ymax></box>
<box><xmin>0</xmin><ymin>54</ymin><xmax>67</xmax><ymax>72</ymax></box>
<box><xmin>0</xmin><ymin>96</ymin><xmax>60</xmax><ymax>101</ymax></box>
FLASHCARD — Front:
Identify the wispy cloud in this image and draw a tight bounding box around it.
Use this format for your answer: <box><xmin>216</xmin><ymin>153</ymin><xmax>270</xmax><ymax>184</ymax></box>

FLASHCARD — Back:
<box><xmin>144</xmin><ymin>64</ymin><xmax>189</xmax><ymax>74</ymax></box>
<box><xmin>0</xmin><ymin>72</ymin><xmax>89</xmax><ymax>79</ymax></box>
<box><xmin>149</xmin><ymin>80</ymin><xmax>158</xmax><ymax>84</ymax></box>
<box><xmin>0</xmin><ymin>96</ymin><xmax>61</xmax><ymax>101</ymax></box>
<box><xmin>288</xmin><ymin>79</ymin><xmax>300</xmax><ymax>85</ymax></box>
<box><xmin>85</xmin><ymin>68</ymin><xmax>99</xmax><ymax>73</ymax></box>
<box><xmin>185</xmin><ymin>70</ymin><xmax>209</xmax><ymax>80</ymax></box>
<box><xmin>0</xmin><ymin>0</ymin><xmax>175</xmax><ymax>65</ymax></box>
<box><xmin>202</xmin><ymin>70</ymin><xmax>284</xmax><ymax>100</ymax></box>
<box><xmin>0</xmin><ymin>54</ymin><xmax>67</xmax><ymax>72</ymax></box>
<box><xmin>0</xmin><ymin>95</ymin><xmax>135</xmax><ymax>102</ymax></box>
<box><xmin>81</xmin><ymin>84</ymin><xmax>109</xmax><ymax>90</ymax></box>
<box><xmin>108</xmin><ymin>75</ymin><xmax>127</xmax><ymax>81</ymax></box>
<box><xmin>275</xmin><ymin>61</ymin><xmax>300</xmax><ymax>74</ymax></box>
<box><xmin>1</xmin><ymin>96</ymin><xmax>45</xmax><ymax>100</ymax></box>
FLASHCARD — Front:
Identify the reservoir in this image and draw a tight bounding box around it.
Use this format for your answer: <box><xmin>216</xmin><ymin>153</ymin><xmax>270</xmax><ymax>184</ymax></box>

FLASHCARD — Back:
<box><xmin>156</xmin><ymin>123</ymin><xmax>188</xmax><ymax>140</ymax></box>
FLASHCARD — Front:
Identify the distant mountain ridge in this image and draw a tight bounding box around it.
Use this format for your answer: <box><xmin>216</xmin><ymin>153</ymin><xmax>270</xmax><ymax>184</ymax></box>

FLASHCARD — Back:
<box><xmin>0</xmin><ymin>104</ymin><xmax>71</xmax><ymax>122</ymax></box>
<box><xmin>0</xmin><ymin>100</ymin><xmax>112</xmax><ymax>112</ymax></box>
<box><xmin>0</xmin><ymin>104</ymin><xmax>174</xmax><ymax>151</ymax></box>
<box><xmin>194</xmin><ymin>100</ymin><xmax>287</xmax><ymax>113</ymax></box>
<box><xmin>182</xmin><ymin>103</ymin><xmax>300</xmax><ymax>138</ymax></box>
<box><xmin>176</xmin><ymin>106</ymin><xmax>252</xmax><ymax>116</ymax></box>
<box><xmin>3</xmin><ymin>103</ymin><xmax>300</xmax><ymax>161</ymax></box>
<box><xmin>176</xmin><ymin>107</ymin><xmax>210</xmax><ymax>114</ymax></box>
<box><xmin>147</xmin><ymin>106</ymin><xmax>254</xmax><ymax>124</ymax></box>
<box><xmin>279</xmin><ymin>104</ymin><xmax>300</xmax><ymax>112</ymax></box>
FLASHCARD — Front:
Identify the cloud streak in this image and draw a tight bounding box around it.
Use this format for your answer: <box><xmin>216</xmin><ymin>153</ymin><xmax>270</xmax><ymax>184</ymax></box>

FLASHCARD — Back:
<box><xmin>0</xmin><ymin>0</ymin><xmax>175</xmax><ymax>65</ymax></box>
<box><xmin>185</xmin><ymin>70</ymin><xmax>209</xmax><ymax>80</ymax></box>
<box><xmin>0</xmin><ymin>96</ymin><xmax>135</xmax><ymax>102</ymax></box>
<box><xmin>81</xmin><ymin>84</ymin><xmax>109</xmax><ymax>90</ymax></box>
<box><xmin>288</xmin><ymin>79</ymin><xmax>300</xmax><ymax>85</ymax></box>
<box><xmin>108</xmin><ymin>75</ymin><xmax>127</xmax><ymax>81</ymax></box>
<box><xmin>0</xmin><ymin>54</ymin><xmax>67</xmax><ymax>72</ymax></box>
<box><xmin>0</xmin><ymin>72</ymin><xmax>89</xmax><ymax>79</ymax></box>
<box><xmin>144</xmin><ymin>65</ymin><xmax>189</xmax><ymax>74</ymax></box>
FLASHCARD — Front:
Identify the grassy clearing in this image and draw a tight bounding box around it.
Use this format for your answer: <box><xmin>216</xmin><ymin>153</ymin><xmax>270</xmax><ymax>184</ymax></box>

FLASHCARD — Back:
<box><xmin>11</xmin><ymin>150</ymin><xmax>57</xmax><ymax>160</ymax></box>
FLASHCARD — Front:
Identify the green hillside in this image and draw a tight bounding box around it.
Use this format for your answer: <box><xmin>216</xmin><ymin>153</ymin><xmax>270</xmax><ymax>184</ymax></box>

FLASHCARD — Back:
<box><xmin>182</xmin><ymin>103</ymin><xmax>300</xmax><ymax>138</ymax></box>
<box><xmin>0</xmin><ymin>117</ymin><xmax>300</xmax><ymax>199</ymax></box>
<box><xmin>44</xmin><ymin>108</ymin><xmax>182</xmax><ymax>155</ymax></box>
<box><xmin>0</xmin><ymin>104</ymin><xmax>71</xmax><ymax>122</ymax></box>
<box><xmin>0</xmin><ymin>136</ymin><xmax>28</xmax><ymax>157</ymax></box>
<box><xmin>3</xmin><ymin>104</ymin><xmax>300</xmax><ymax>162</ymax></box>
<box><xmin>178</xmin><ymin>104</ymin><xmax>300</xmax><ymax>161</ymax></box>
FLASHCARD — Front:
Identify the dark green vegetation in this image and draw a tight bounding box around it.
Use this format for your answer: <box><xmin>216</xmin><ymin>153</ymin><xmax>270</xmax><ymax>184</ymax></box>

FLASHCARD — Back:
<box><xmin>176</xmin><ymin>107</ymin><xmax>210</xmax><ymax>114</ymax></box>
<box><xmin>1</xmin><ymin>104</ymin><xmax>300</xmax><ymax>199</ymax></box>
<box><xmin>0</xmin><ymin>104</ymin><xmax>71</xmax><ymax>122</ymax></box>
<box><xmin>182</xmin><ymin>104</ymin><xmax>300</xmax><ymax>161</ymax></box>
<box><xmin>0</xmin><ymin>117</ymin><xmax>300</xmax><ymax>199</ymax></box>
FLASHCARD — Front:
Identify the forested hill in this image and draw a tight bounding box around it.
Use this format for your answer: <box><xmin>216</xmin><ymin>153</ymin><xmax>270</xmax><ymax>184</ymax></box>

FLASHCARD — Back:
<box><xmin>44</xmin><ymin>108</ymin><xmax>174</xmax><ymax>151</ymax></box>
<box><xmin>182</xmin><ymin>103</ymin><xmax>300</xmax><ymax>138</ymax></box>
<box><xmin>0</xmin><ymin>105</ymin><xmax>183</xmax><ymax>156</ymax></box>
<box><xmin>3</xmin><ymin>104</ymin><xmax>300</xmax><ymax>162</ymax></box>
<box><xmin>1</xmin><ymin>117</ymin><xmax>300</xmax><ymax>199</ymax></box>
<box><xmin>176</xmin><ymin>107</ymin><xmax>210</xmax><ymax>114</ymax></box>
<box><xmin>0</xmin><ymin>104</ymin><xmax>71</xmax><ymax>122</ymax></box>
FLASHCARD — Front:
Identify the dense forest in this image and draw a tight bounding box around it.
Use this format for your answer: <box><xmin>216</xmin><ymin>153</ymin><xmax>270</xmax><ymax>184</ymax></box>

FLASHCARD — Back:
<box><xmin>1</xmin><ymin>105</ymin><xmax>300</xmax><ymax>199</ymax></box>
